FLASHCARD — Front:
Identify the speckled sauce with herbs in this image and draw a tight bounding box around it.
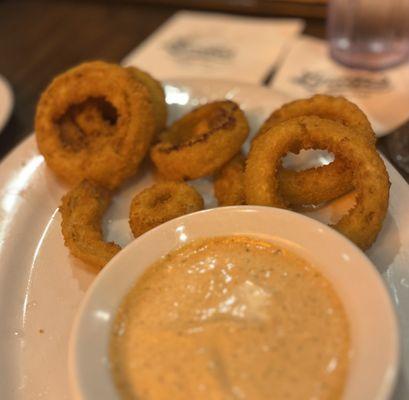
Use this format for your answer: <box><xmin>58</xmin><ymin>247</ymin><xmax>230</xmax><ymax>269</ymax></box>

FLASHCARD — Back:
<box><xmin>110</xmin><ymin>236</ymin><xmax>349</xmax><ymax>400</ymax></box>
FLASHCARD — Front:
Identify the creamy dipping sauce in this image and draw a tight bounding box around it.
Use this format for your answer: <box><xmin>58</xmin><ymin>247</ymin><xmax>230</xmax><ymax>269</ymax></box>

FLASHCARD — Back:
<box><xmin>110</xmin><ymin>236</ymin><xmax>349</xmax><ymax>400</ymax></box>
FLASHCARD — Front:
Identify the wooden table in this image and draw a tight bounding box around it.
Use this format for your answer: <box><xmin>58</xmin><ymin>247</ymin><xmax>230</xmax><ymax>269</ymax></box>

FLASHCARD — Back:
<box><xmin>0</xmin><ymin>0</ymin><xmax>407</xmax><ymax>182</ymax></box>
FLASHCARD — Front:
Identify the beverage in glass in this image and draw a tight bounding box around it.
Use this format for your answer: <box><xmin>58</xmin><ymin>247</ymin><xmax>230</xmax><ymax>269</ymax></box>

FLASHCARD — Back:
<box><xmin>327</xmin><ymin>0</ymin><xmax>409</xmax><ymax>70</ymax></box>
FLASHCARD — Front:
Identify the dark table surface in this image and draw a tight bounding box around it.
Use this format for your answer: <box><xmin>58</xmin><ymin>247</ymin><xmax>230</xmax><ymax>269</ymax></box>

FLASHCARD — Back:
<box><xmin>0</xmin><ymin>0</ymin><xmax>408</xmax><ymax>182</ymax></box>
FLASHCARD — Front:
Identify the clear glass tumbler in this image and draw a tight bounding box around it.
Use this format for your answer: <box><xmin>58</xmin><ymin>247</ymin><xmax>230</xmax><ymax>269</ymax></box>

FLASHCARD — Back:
<box><xmin>327</xmin><ymin>0</ymin><xmax>409</xmax><ymax>70</ymax></box>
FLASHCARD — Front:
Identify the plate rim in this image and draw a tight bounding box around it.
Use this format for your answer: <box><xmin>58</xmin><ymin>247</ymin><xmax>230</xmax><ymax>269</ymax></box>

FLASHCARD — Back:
<box><xmin>0</xmin><ymin>80</ymin><xmax>408</xmax><ymax>400</ymax></box>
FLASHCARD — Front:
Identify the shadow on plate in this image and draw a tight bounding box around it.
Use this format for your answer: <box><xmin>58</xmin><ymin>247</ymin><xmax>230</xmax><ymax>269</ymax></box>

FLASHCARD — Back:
<box><xmin>367</xmin><ymin>212</ymin><xmax>400</xmax><ymax>274</ymax></box>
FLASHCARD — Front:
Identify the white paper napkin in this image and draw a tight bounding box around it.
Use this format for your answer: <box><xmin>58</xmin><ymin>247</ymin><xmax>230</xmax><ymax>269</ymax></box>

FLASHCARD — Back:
<box><xmin>123</xmin><ymin>11</ymin><xmax>304</xmax><ymax>84</ymax></box>
<box><xmin>270</xmin><ymin>35</ymin><xmax>409</xmax><ymax>135</ymax></box>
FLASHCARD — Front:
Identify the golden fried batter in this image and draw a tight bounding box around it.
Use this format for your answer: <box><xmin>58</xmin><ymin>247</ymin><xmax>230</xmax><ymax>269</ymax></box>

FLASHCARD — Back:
<box><xmin>245</xmin><ymin>116</ymin><xmax>389</xmax><ymax>249</ymax></box>
<box><xmin>214</xmin><ymin>153</ymin><xmax>246</xmax><ymax>206</ymax></box>
<box><xmin>259</xmin><ymin>94</ymin><xmax>375</xmax><ymax>143</ymax></box>
<box><xmin>36</xmin><ymin>61</ymin><xmax>156</xmax><ymax>189</ymax></box>
<box><xmin>278</xmin><ymin>158</ymin><xmax>353</xmax><ymax>206</ymax></box>
<box><xmin>60</xmin><ymin>180</ymin><xmax>121</xmax><ymax>268</ymax></box>
<box><xmin>151</xmin><ymin>101</ymin><xmax>249</xmax><ymax>180</ymax></box>
<box><xmin>255</xmin><ymin>95</ymin><xmax>376</xmax><ymax>206</ymax></box>
<box><xmin>127</xmin><ymin>66</ymin><xmax>167</xmax><ymax>135</ymax></box>
<box><xmin>213</xmin><ymin>150</ymin><xmax>352</xmax><ymax>208</ymax></box>
<box><xmin>129</xmin><ymin>182</ymin><xmax>204</xmax><ymax>238</ymax></box>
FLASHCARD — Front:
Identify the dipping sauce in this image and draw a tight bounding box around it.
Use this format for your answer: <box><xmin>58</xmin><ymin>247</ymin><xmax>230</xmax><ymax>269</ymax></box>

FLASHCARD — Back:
<box><xmin>110</xmin><ymin>236</ymin><xmax>349</xmax><ymax>400</ymax></box>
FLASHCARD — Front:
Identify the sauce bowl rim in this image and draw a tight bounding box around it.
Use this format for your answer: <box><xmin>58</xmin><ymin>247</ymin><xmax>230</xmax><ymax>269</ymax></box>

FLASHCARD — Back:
<box><xmin>69</xmin><ymin>205</ymin><xmax>399</xmax><ymax>400</ymax></box>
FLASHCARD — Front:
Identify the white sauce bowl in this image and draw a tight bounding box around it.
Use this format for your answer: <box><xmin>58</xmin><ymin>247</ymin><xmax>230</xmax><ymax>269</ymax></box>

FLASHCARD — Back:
<box><xmin>69</xmin><ymin>206</ymin><xmax>399</xmax><ymax>400</ymax></box>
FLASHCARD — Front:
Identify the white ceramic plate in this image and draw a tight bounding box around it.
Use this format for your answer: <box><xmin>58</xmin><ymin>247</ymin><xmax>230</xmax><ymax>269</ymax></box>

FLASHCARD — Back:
<box><xmin>0</xmin><ymin>73</ymin><xmax>13</xmax><ymax>133</ymax></box>
<box><xmin>0</xmin><ymin>80</ymin><xmax>408</xmax><ymax>399</ymax></box>
<box><xmin>70</xmin><ymin>206</ymin><xmax>398</xmax><ymax>400</ymax></box>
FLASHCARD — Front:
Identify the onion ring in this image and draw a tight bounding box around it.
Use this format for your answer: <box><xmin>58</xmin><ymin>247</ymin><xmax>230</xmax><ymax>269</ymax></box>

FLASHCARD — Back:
<box><xmin>256</xmin><ymin>95</ymin><xmax>376</xmax><ymax>206</ymax></box>
<box><xmin>245</xmin><ymin>116</ymin><xmax>389</xmax><ymax>249</ymax></box>
<box><xmin>259</xmin><ymin>94</ymin><xmax>375</xmax><ymax>143</ymax></box>
<box><xmin>127</xmin><ymin>66</ymin><xmax>167</xmax><ymax>135</ymax></box>
<box><xmin>129</xmin><ymin>182</ymin><xmax>204</xmax><ymax>237</ymax></box>
<box><xmin>213</xmin><ymin>150</ymin><xmax>353</xmax><ymax>208</ymax></box>
<box><xmin>150</xmin><ymin>100</ymin><xmax>249</xmax><ymax>180</ymax></box>
<box><xmin>60</xmin><ymin>180</ymin><xmax>121</xmax><ymax>268</ymax></box>
<box><xmin>35</xmin><ymin>61</ymin><xmax>156</xmax><ymax>189</ymax></box>
<box><xmin>278</xmin><ymin>159</ymin><xmax>354</xmax><ymax>206</ymax></box>
<box><xmin>214</xmin><ymin>152</ymin><xmax>246</xmax><ymax>206</ymax></box>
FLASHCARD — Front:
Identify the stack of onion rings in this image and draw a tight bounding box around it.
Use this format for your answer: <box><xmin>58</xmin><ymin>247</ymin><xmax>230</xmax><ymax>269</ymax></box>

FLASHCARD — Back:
<box><xmin>36</xmin><ymin>62</ymin><xmax>389</xmax><ymax>263</ymax></box>
<box><xmin>35</xmin><ymin>61</ymin><xmax>156</xmax><ymax>189</ymax></box>
<box><xmin>60</xmin><ymin>180</ymin><xmax>121</xmax><ymax>268</ymax></box>
<box><xmin>255</xmin><ymin>95</ymin><xmax>376</xmax><ymax>206</ymax></box>
<box><xmin>214</xmin><ymin>95</ymin><xmax>378</xmax><ymax>207</ymax></box>
<box><xmin>150</xmin><ymin>100</ymin><xmax>249</xmax><ymax>180</ymax></box>
<box><xmin>129</xmin><ymin>182</ymin><xmax>204</xmax><ymax>237</ymax></box>
<box><xmin>214</xmin><ymin>150</ymin><xmax>354</xmax><ymax>208</ymax></box>
<box><xmin>245</xmin><ymin>116</ymin><xmax>389</xmax><ymax>249</ymax></box>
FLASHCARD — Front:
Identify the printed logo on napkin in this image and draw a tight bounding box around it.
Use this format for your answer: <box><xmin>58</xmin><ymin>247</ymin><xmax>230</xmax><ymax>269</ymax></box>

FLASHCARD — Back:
<box><xmin>122</xmin><ymin>11</ymin><xmax>304</xmax><ymax>84</ymax></box>
<box><xmin>270</xmin><ymin>35</ymin><xmax>409</xmax><ymax>135</ymax></box>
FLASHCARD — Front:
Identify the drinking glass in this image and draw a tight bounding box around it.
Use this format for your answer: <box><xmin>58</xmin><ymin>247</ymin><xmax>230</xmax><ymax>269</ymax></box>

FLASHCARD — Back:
<box><xmin>327</xmin><ymin>0</ymin><xmax>409</xmax><ymax>70</ymax></box>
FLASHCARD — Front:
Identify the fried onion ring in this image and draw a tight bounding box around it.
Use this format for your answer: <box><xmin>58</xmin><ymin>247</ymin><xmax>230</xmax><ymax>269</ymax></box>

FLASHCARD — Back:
<box><xmin>60</xmin><ymin>180</ymin><xmax>121</xmax><ymax>268</ymax></box>
<box><xmin>259</xmin><ymin>94</ymin><xmax>375</xmax><ymax>143</ymax></box>
<box><xmin>214</xmin><ymin>152</ymin><xmax>246</xmax><ymax>206</ymax></box>
<box><xmin>35</xmin><ymin>61</ymin><xmax>156</xmax><ymax>189</ymax></box>
<box><xmin>127</xmin><ymin>66</ymin><xmax>167</xmax><ymax>135</ymax></box>
<box><xmin>129</xmin><ymin>182</ymin><xmax>204</xmax><ymax>237</ymax></box>
<box><xmin>255</xmin><ymin>95</ymin><xmax>376</xmax><ymax>206</ymax></box>
<box><xmin>278</xmin><ymin>159</ymin><xmax>354</xmax><ymax>206</ymax></box>
<box><xmin>245</xmin><ymin>116</ymin><xmax>389</xmax><ymax>249</ymax></box>
<box><xmin>150</xmin><ymin>100</ymin><xmax>249</xmax><ymax>180</ymax></box>
<box><xmin>213</xmin><ymin>150</ymin><xmax>353</xmax><ymax>207</ymax></box>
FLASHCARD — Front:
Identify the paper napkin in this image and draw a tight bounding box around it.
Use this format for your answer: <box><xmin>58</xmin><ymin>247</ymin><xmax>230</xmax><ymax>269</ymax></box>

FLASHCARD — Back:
<box><xmin>270</xmin><ymin>35</ymin><xmax>409</xmax><ymax>135</ymax></box>
<box><xmin>123</xmin><ymin>11</ymin><xmax>304</xmax><ymax>84</ymax></box>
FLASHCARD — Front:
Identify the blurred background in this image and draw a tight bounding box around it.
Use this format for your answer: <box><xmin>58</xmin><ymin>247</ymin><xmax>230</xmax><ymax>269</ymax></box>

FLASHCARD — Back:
<box><xmin>0</xmin><ymin>0</ymin><xmax>325</xmax><ymax>153</ymax></box>
<box><xmin>0</xmin><ymin>0</ymin><xmax>408</xmax><ymax>180</ymax></box>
